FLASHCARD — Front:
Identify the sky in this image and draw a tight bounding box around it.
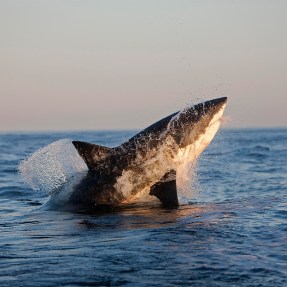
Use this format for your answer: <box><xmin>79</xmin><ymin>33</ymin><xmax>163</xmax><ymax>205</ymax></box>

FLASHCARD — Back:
<box><xmin>0</xmin><ymin>0</ymin><xmax>286</xmax><ymax>131</ymax></box>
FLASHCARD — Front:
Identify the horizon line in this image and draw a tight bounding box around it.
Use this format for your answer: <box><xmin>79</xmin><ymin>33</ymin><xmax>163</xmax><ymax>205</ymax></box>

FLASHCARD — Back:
<box><xmin>0</xmin><ymin>125</ymin><xmax>286</xmax><ymax>135</ymax></box>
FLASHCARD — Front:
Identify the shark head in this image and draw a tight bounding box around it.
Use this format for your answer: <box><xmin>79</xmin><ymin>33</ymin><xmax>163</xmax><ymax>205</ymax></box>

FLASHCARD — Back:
<box><xmin>168</xmin><ymin>97</ymin><xmax>227</xmax><ymax>160</ymax></box>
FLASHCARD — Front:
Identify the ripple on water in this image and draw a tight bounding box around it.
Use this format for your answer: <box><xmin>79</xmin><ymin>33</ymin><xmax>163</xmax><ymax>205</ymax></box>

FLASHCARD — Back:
<box><xmin>0</xmin><ymin>130</ymin><xmax>287</xmax><ymax>286</ymax></box>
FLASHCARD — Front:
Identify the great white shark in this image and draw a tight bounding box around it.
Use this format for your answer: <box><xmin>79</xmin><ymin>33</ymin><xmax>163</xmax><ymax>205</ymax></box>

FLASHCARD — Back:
<box><xmin>67</xmin><ymin>97</ymin><xmax>227</xmax><ymax>209</ymax></box>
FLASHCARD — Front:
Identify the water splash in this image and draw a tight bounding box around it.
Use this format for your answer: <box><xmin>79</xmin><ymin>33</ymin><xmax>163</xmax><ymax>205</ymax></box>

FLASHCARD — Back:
<box><xmin>177</xmin><ymin>154</ymin><xmax>201</xmax><ymax>205</ymax></box>
<box><xmin>19</xmin><ymin>139</ymin><xmax>88</xmax><ymax>194</ymax></box>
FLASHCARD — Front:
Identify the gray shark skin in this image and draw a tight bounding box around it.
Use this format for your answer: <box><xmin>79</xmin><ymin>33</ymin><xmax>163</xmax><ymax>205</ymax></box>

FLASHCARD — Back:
<box><xmin>70</xmin><ymin>97</ymin><xmax>227</xmax><ymax>209</ymax></box>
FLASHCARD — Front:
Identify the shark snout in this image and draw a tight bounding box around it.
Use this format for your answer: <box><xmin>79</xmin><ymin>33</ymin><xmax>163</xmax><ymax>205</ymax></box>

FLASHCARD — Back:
<box><xmin>205</xmin><ymin>97</ymin><xmax>227</xmax><ymax>109</ymax></box>
<box><xmin>207</xmin><ymin>97</ymin><xmax>227</xmax><ymax>125</ymax></box>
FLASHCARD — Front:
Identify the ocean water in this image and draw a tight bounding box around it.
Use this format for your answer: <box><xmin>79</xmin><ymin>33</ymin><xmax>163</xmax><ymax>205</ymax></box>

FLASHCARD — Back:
<box><xmin>0</xmin><ymin>128</ymin><xmax>286</xmax><ymax>286</ymax></box>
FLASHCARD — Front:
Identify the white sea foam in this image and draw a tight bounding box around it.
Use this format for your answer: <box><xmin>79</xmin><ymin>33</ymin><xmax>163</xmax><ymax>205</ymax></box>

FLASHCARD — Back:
<box><xmin>19</xmin><ymin>139</ymin><xmax>88</xmax><ymax>194</ymax></box>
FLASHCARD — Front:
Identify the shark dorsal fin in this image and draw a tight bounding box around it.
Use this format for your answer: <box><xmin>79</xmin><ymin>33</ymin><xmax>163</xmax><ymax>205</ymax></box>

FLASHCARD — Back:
<box><xmin>72</xmin><ymin>141</ymin><xmax>113</xmax><ymax>170</ymax></box>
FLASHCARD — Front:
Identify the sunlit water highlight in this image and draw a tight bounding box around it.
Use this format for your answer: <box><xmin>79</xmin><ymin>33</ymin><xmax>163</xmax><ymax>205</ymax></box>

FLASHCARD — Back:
<box><xmin>0</xmin><ymin>129</ymin><xmax>286</xmax><ymax>286</ymax></box>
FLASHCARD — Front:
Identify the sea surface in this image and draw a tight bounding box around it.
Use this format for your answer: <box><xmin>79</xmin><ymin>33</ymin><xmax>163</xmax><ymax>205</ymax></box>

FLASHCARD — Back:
<box><xmin>0</xmin><ymin>128</ymin><xmax>286</xmax><ymax>286</ymax></box>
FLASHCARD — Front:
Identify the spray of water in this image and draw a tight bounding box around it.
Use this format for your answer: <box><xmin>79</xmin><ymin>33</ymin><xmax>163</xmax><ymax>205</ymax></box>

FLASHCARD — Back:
<box><xmin>19</xmin><ymin>139</ymin><xmax>88</xmax><ymax>194</ymax></box>
<box><xmin>176</xmin><ymin>147</ymin><xmax>201</xmax><ymax>205</ymax></box>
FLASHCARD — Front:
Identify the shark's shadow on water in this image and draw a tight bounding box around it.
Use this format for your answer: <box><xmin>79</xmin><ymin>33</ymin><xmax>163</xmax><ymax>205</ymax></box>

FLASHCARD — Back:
<box><xmin>21</xmin><ymin>97</ymin><xmax>227</xmax><ymax>212</ymax></box>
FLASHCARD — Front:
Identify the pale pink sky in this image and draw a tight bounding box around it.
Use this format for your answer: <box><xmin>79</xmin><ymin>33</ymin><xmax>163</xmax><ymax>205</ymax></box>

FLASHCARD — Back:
<box><xmin>0</xmin><ymin>0</ymin><xmax>286</xmax><ymax>131</ymax></box>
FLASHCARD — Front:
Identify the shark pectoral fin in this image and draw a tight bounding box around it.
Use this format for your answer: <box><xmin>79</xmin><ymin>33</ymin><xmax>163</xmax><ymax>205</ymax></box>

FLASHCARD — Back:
<box><xmin>72</xmin><ymin>141</ymin><xmax>113</xmax><ymax>170</ymax></box>
<box><xmin>149</xmin><ymin>170</ymin><xmax>179</xmax><ymax>208</ymax></box>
